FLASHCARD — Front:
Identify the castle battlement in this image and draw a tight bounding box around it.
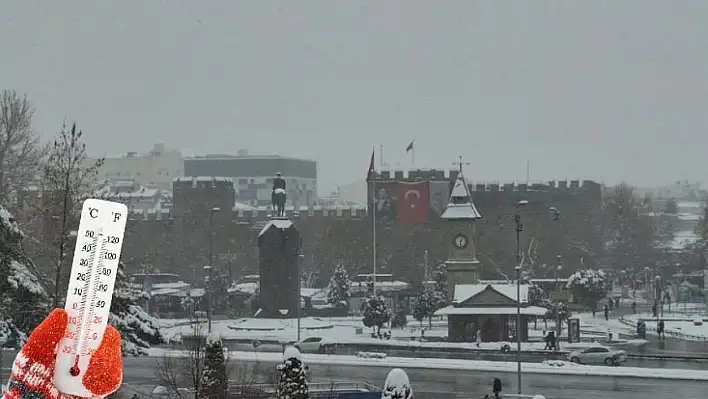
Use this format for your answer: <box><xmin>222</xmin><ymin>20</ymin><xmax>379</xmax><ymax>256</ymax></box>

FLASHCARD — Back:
<box><xmin>371</xmin><ymin>170</ymin><xmax>600</xmax><ymax>193</ymax></box>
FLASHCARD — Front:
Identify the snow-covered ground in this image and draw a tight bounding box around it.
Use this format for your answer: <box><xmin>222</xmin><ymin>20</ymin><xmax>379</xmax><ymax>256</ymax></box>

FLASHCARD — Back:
<box><xmin>160</xmin><ymin>314</ymin><xmax>645</xmax><ymax>353</ymax></box>
<box><xmin>625</xmin><ymin>318</ymin><xmax>708</xmax><ymax>341</ymax></box>
<box><xmin>146</xmin><ymin>348</ymin><xmax>708</xmax><ymax>381</ymax></box>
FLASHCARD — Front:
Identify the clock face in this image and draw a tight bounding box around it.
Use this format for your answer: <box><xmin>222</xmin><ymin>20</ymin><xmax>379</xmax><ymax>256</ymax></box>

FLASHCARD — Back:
<box><xmin>453</xmin><ymin>234</ymin><xmax>468</xmax><ymax>249</ymax></box>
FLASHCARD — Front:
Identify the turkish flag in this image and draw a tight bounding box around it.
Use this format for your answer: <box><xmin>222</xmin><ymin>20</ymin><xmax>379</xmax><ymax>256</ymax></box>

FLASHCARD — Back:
<box><xmin>395</xmin><ymin>181</ymin><xmax>429</xmax><ymax>225</ymax></box>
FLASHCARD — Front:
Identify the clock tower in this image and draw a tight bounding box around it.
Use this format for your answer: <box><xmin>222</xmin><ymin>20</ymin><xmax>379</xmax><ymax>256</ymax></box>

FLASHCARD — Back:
<box><xmin>441</xmin><ymin>167</ymin><xmax>482</xmax><ymax>302</ymax></box>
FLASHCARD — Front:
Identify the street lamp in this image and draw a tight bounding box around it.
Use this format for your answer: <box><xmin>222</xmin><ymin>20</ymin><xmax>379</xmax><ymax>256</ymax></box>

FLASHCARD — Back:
<box><xmin>204</xmin><ymin>265</ymin><xmax>213</xmax><ymax>333</ymax></box>
<box><xmin>514</xmin><ymin>200</ymin><xmax>527</xmax><ymax>395</ymax></box>
<box><xmin>514</xmin><ymin>201</ymin><xmax>560</xmax><ymax>395</ymax></box>
<box><xmin>297</xmin><ymin>238</ymin><xmax>305</xmax><ymax>342</ymax></box>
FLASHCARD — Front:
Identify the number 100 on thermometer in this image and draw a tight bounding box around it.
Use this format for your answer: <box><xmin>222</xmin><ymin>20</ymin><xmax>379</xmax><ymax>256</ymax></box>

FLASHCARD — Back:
<box><xmin>53</xmin><ymin>199</ymin><xmax>128</xmax><ymax>397</ymax></box>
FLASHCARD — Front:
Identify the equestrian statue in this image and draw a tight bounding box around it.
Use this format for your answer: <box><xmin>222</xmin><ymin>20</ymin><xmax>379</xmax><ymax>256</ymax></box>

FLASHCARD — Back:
<box><xmin>271</xmin><ymin>172</ymin><xmax>287</xmax><ymax>217</ymax></box>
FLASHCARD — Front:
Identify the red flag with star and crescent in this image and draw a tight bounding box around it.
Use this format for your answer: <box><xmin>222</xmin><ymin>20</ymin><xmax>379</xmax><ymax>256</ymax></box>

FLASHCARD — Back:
<box><xmin>395</xmin><ymin>181</ymin><xmax>429</xmax><ymax>225</ymax></box>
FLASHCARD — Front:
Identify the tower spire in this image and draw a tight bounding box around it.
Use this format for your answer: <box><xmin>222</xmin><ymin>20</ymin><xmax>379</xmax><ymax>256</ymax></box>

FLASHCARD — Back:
<box><xmin>441</xmin><ymin>157</ymin><xmax>482</xmax><ymax>220</ymax></box>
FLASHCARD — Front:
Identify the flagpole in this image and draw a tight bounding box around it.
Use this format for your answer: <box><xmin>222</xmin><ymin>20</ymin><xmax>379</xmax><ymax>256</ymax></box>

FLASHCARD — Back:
<box><xmin>372</xmin><ymin>167</ymin><xmax>377</xmax><ymax>295</ymax></box>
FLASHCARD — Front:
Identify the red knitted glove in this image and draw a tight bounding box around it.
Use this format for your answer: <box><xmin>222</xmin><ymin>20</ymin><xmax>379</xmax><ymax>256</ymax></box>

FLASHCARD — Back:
<box><xmin>2</xmin><ymin>309</ymin><xmax>123</xmax><ymax>399</ymax></box>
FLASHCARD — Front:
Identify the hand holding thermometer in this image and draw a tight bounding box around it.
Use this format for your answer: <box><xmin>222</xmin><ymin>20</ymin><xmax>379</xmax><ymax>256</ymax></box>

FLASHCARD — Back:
<box><xmin>53</xmin><ymin>199</ymin><xmax>128</xmax><ymax>397</ymax></box>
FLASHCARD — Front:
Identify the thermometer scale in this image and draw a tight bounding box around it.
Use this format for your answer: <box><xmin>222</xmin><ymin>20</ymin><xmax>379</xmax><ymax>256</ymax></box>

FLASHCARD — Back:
<box><xmin>53</xmin><ymin>199</ymin><xmax>127</xmax><ymax>397</ymax></box>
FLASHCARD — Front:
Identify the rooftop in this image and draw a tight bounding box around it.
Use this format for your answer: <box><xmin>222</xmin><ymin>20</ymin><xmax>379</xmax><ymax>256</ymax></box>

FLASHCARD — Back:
<box><xmin>441</xmin><ymin>173</ymin><xmax>482</xmax><ymax>220</ymax></box>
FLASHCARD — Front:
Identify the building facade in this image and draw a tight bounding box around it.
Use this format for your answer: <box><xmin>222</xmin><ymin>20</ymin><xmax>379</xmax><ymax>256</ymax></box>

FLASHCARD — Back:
<box><xmin>183</xmin><ymin>151</ymin><xmax>317</xmax><ymax>207</ymax></box>
<box><xmin>88</xmin><ymin>143</ymin><xmax>183</xmax><ymax>190</ymax></box>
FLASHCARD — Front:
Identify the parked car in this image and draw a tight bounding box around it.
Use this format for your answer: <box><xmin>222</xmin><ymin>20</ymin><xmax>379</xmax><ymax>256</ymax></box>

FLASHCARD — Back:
<box><xmin>293</xmin><ymin>336</ymin><xmax>337</xmax><ymax>354</ymax></box>
<box><xmin>567</xmin><ymin>346</ymin><xmax>627</xmax><ymax>366</ymax></box>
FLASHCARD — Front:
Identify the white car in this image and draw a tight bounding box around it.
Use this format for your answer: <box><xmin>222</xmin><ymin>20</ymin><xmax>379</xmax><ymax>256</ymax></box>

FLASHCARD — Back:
<box><xmin>293</xmin><ymin>336</ymin><xmax>337</xmax><ymax>354</ymax></box>
<box><xmin>567</xmin><ymin>346</ymin><xmax>627</xmax><ymax>366</ymax></box>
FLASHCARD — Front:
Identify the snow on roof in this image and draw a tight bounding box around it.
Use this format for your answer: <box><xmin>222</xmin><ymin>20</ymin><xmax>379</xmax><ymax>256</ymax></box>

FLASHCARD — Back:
<box><xmin>228</xmin><ymin>282</ymin><xmax>258</xmax><ymax>294</ymax></box>
<box><xmin>441</xmin><ymin>173</ymin><xmax>482</xmax><ymax>220</ymax></box>
<box><xmin>678</xmin><ymin>213</ymin><xmax>702</xmax><ymax>221</ymax></box>
<box><xmin>435</xmin><ymin>305</ymin><xmax>548</xmax><ymax>316</ymax></box>
<box><xmin>258</xmin><ymin>218</ymin><xmax>294</xmax><ymax>237</ymax></box>
<box><xmin>453</xmin><ymin>283</ymin><xmax>529</xmax><ymax>304</ymax></box>
<box><xmin>173</xmin><ymin>176</ymin><xmax>234</xmax><ymax>183</ymax></box>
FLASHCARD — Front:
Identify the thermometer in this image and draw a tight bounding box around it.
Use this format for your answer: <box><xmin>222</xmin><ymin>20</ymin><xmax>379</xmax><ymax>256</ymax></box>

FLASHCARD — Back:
<box><xmin>53</xmin><ymin>199</ymin><xmax>127</xmax><ymax>397</ymax></box>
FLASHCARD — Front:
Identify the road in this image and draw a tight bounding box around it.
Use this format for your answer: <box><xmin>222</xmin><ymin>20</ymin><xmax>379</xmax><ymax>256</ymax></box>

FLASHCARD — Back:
<box><xmin>118</xmin><ymin>356</ymin><xmax>707</xmax><ymax>399</ymax></box>
<box><xmin>207</xmin><ymin>342</ymin><xmax>708</xmax><ymax>370</ymax></box>
<box><xmin>2</xmin><ymin>353</ymin><xmax>707</xmax><ymax>398</ymax></box>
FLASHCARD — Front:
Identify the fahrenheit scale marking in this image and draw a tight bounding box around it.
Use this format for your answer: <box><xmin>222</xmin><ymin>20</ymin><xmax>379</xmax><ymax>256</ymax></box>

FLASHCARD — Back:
<box><xmin>53</xmin><ymin>199</ymin><xmax>127</xmax><ymax>398</ymax></box>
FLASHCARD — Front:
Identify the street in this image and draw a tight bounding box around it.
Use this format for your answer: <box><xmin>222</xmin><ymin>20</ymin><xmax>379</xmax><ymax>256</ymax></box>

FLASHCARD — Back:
<box><xmin>119</xmin><ymin>356</ymin><xmax>708</xmax><ymax>399</ymax></box>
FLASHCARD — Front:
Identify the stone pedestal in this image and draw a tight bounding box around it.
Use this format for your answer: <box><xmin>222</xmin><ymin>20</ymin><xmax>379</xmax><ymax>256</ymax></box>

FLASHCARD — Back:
<box><xmin>257</xmin><ymin>217</ymin><xmax>300</xmax><ymax>318</ymax></box>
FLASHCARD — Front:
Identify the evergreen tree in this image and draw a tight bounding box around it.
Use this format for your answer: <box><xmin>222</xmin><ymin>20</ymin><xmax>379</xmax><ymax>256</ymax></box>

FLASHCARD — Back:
<box><xmin>362</xmin><ymin>295</ymin><xmax>391</xmax><ymax>334</ymax></box>
<box><xmin>109</xmin><ymin>262</ymin><xmax>164</xmax><ymax>356</ymax></box>
<box><xmin>431</xmin><ymin>264</ymin><xmax>448</xmax><ymax>309</ymax></box>
<box><xmin>199</xmin><ymin>332</ymin><xmax>228</xmax><ymax>399</ymax></box>
<box><xmin>277</xmin><ymin>346</ymin><xmax>309</xmax><ymax>399</ymax></box>
<box><xmin>412</xmin><ymin>289</ymin><xmax>435</xmax><ymax>328</ymax></box>
<box><xmin>0</xmin><ymin>205</ymin><xmax>49</xmax><ymax>346</ymax></box>
<box><xmin>326</xmin><ymin>263</ymin><xmax>350</xmax><ymax>306</ymax></box>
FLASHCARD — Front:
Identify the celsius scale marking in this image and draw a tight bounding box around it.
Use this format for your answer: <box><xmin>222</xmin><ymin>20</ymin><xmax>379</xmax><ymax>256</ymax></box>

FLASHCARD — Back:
<box><xmin>53</xmin><ymin>199</ymin><xmax>127</xmax><ymax>398</ymax></box>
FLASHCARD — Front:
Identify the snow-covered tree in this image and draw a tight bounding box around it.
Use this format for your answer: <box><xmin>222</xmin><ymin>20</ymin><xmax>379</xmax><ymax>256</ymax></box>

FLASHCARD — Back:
<box><xmin>528</xmin><ymin>283</ymin><xmax>545</xmax><ymax>306</ymax></box>
<box><xmin>109</xmin><ymin>262</ymin><xmax>164</xmax><ymax>356</ymax></box>
<box><xmin>326</xmin><ymin>263</ymin><xmax>350</xmax><ymax>305</ymax></box>
<box><xmin>431</xmin><ymin>264</ymin><xmax>448</xmax><ymax>309</ymax></box>
<box><xmin>362</xmin><ymin>295</ymin><xmax>391</xmax><ymax>334</ymax></box>
<box><xmin>199</xmin><ymin>332</ymin><xmax>228</xmax><ymax>399</ymax></box>
<box><xmin>277</xmin><ymin>346</ymin><xmax>309</xmax><ymax>398</ymax></box>
<box><xmin>412</xmin><ymin>289</ymin><xmax>435</xmax><ymax>327</ymax></box>
<box><xmin>566</xmin><ymin>269</ymin><xmax>608</xmax><ymax>307</ymax></box>
<box><xmin>0</xmin><ymin>205</ymin><xmax>49</xmax><ymax>346</ymax></box>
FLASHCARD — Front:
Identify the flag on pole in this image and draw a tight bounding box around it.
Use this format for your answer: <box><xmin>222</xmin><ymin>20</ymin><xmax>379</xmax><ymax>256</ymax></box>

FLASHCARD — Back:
<box><xmin>367</xmin><ymin>147</ymin><xmax>376</xmax><ymax>181</ymax></box>
<box><xmin>406</xmin><ymin>141</ymin><xmax>414</xmax><ymax>152</ymax></box>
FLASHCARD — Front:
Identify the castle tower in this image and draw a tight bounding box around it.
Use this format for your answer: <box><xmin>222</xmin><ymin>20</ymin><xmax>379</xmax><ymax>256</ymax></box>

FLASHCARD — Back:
<box><xmin>441</xmin><ymin>171</ymin><xmax>482</xmax><ymax>302</ymax></box>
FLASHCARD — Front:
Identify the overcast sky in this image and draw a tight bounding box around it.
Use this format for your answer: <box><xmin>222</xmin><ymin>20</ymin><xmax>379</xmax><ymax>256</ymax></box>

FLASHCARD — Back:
<box><xmin>2</xmin><ymin>1</ymin><xmax>707</xmax><ymax>193</ymax></box>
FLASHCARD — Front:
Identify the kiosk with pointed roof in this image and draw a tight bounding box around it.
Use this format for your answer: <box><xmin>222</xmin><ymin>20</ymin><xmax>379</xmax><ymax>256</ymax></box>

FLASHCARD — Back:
<box><xmin>442</xmin><ymin>159</ymin><xmax>483</xmax><ymax>303</ymax></box>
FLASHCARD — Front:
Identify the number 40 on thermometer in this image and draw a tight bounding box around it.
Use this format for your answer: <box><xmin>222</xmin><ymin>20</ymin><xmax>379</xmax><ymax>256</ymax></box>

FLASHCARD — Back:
<box><xmin>52</xmin><ymin>199</ymin><xmax>128</xmax><ymax>398</ymax></box>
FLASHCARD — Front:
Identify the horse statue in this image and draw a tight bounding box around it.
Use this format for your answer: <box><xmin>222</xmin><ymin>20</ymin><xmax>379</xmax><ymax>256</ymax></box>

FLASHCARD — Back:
<box><xmin>272</xmin><ymin>188</ymin><xmax>287</xmax><ymax>217</ymax></box>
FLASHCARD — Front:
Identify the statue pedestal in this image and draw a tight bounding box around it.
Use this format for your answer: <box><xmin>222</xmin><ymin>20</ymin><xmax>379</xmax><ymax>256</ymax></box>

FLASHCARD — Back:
<box><xmin>257</xmin><ymin>218</ymin><xmax>300</xmax><ymax>318</ymax></box>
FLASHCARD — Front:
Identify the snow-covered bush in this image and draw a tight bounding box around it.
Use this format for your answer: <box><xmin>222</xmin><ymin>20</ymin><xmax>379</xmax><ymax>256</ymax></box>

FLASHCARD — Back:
<box><xmin>381</xmin><ymin>368</ymin><xmax>413</xmax><ymax>399</ymax></box>
<box><xmin>356</xmin><ymin>351</ymin><xmax>387</xmax><ymax>359</ymax></box>
<box><xmin>277</xmin><ymin>346</ymin><xmax>309</xmax><ymax>398</ymax></box>
<box><xmin>0</xmin><ymin>205</ymin><xmax>48</xmax><ymax>346</ymax></box>
<box><xmin>362</xmin><ymin>295</ymin><xmax>391</xmax><ymax>334</ymax></box>
<box><xmin>199</xmin><ymin>332</ymin><xmax>228</xmax><ymax>399</ymax></box>
<box><xmin>326</xmin><ymin>263</ymin><xmax>350</xmax><ymax>305</ymax></box>
<box><xmin>566</xmin><ymin>269</ymin><xmax>608</xmax><ymax>307</ymax></box>
<box><xmin>109</xmin><ymin>262</ymin><xmax>164</xmax><ymax>355</ymax></box>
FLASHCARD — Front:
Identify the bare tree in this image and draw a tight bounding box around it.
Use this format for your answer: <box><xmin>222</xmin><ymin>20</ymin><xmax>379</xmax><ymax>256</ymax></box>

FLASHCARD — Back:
<box><xmin>41</xmin><ymin>122</ymin><xmax>104</xmax><ymax>307</ymax></box>
<box><xmin>155</xmin><ymin>320</ymin><xmax>270</xmax><ymax>399</ymax></box>
<box><xmin>0</xmin><ymin>90</ymin><xmax>47</xmax><ymax>203</ymax></box>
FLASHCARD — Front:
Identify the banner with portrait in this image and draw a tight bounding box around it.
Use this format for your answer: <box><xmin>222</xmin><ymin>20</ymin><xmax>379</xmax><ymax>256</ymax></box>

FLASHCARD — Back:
<box><xmin>428</xmin><ymin>180</ymin><xmax>450</xmax><ymax>218</ymax></box>
<box><xmin>368</xmin><ymin>181</ymin><xmax>398</xmax><ymax>224</ymax></box>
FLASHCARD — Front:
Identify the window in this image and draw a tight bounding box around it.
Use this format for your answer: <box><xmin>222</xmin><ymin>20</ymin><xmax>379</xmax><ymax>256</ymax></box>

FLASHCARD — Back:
<box><xmin>507</xmin><ymin>318</ymin><xmax>517</xmax><ymax>340</ymax></box>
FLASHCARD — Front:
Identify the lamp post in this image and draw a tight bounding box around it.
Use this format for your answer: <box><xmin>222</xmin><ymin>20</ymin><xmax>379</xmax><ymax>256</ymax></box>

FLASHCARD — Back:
<box><xmin>204</xmin><ymin>265</ymin><xmax>213</xmax><ymax>333</ymax></box>
<box><xmin>514</xmin><ymin>200</ymin><xmax>527</xmax><ymax>395</ymax></box>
